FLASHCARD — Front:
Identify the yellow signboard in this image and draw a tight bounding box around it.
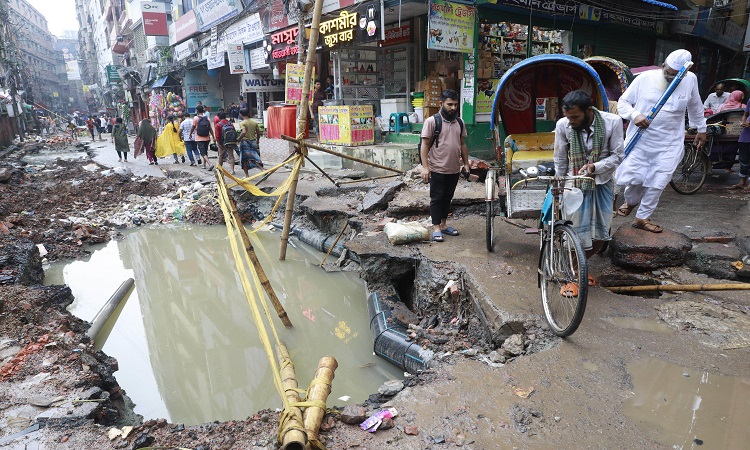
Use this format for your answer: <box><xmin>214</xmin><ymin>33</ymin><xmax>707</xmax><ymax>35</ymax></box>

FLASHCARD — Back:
<box><xmin>319</xmin><ymin>105</ymin><xmax>374</xmax><ymax>146</ymax></box>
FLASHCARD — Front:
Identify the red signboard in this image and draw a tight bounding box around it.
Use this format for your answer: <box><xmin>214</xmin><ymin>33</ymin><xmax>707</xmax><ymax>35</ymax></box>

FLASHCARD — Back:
<box><xmin>265</xmin><ymin>26</ymin><xmax>300</xmax><ymax>63</ymax></box>
<box><xmin>383</xmin><ymin>22</ymin><xmax>412</xmax><ymax>47</ymax></box>
<box><xmin>142</xmin><ymin>1</ymin><xmax>168</xmax><ymax>36</ymax></box>
<box><xmin>260</xmin><ymin>0</ymin><xmax>289</xmax><ymax>33</ymax></box>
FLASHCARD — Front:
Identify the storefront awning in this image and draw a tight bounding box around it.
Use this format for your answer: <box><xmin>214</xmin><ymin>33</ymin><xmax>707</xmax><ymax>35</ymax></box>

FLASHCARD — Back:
<box><xmin>151</xmin><ymin>75</ymin><xmax>180</xmax><ymax>88</ymax></box>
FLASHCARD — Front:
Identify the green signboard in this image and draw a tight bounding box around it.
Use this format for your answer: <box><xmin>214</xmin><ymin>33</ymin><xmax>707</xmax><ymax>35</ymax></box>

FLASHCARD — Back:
<box><xmin>106</xmin><ymin>65</ymin><xmax>121</xmax><ymax>83</ymax></box>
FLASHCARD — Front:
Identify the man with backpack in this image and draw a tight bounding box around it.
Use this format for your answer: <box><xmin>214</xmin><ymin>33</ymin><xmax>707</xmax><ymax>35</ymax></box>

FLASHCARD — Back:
<box><xmin>419</xmin><ymin>89</ymin><xmax>470</xmax><ymax>242</ymax></box>
<box><xmin>215</xmin><ymin>111</ymin><xmax>238</xmax><ymax>175</ymax></box>
<box><xmin>189</xmin><ymin>104</ymin><xmax>216</xmax><ymax>170</ymax></box>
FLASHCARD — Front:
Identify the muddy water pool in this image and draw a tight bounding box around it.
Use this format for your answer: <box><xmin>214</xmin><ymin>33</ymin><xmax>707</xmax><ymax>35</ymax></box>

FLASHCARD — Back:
<box><xmin>44</xmin><ymin>225</ymin><xmax>402</xmax><ymax>425</ymax></box>
<box><xmin>624</xmin><ymin>357</ymin><xmax>750</xmax><ymax>449</ymax></box>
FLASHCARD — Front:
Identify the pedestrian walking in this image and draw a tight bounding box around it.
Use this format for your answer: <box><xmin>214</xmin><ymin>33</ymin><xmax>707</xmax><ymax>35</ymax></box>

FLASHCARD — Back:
<box><xmin>86</xmin><ymin>117</ymin><xmax>96</xmax><ymax>141</ymax></box>
<box><xmin>99</xmin><ymin>116</ymin><xmax>107</xmax><ymax>136</ymax></box>
<box><xmin>111</xmin><ymin>117</ymin><xmax>129</xmax><ymax>162</ymax></box>
<box><xmin>137</xmin><ymin>118</ymin><xmax>158</xmax><ymax>165</ymax></box>
<box><xmin>419</xmin><ymin>89</ymin><xmax>469</xmax><ymax>242</ymax></box>
<box><xmin>180</xmin><ymin>113</ymin><xmax>201</xmax><ymax>166</ymax></box>
<box><xmin>728</xmin><ymin>100</ymin><xmax>750</xmax><ymax>193</ymax></box>
<box><xmin>615</xmin><ymin>49</ymin><xmax>706</xmax><ymax>233</ymax></box>
<box><xmin>215</xmin><ymin>111</ymin><xmax>237</xmax><ymax>174</ymax></box>
<box><xmin>310</xmin><ymin>80</ymin><xmax>326</xmax><ymax>137</ymax></box>
<box><xmin>155</xmin><ymin>115</ymin><xmax>186</xmax><ymax>164</ymax></box>
<box><xmin>189</xmin><ymin>104</ymin><xmax>216</xmax><ymax>170</ymax></box>
<box><xmin>67</xmin><ymin>120</ymin><xmax>77</xmax><ymax>140</ymax></box>
<box><xmin>553</xmin><ymin>90</ymin><xmax>624</xmax><ymax>293</ymax></box>
<box><xmin>237</xmin><ymin>108</ymin><xmax>264</xmax><ymax>177</ymax></box>
<box><xmin>107</xmin><ymin>116</ymin><xmax>114</xmax><ymax>134</ymax></box>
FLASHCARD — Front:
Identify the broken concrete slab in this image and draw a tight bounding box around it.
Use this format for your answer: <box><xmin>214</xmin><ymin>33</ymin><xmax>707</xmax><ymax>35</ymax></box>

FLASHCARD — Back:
<box><xmin>591</xmin><ymin>257</ymin><xmax>660</xmax><ymax>289</ymax></box>
<box><xmin>361</xmin><ymin>180</ymin><xmax>405</xmax><ymax>213</ymax></box>
<box><xmin>656</xmin><ymin>300</ymin><xmax>750</xmax><ymax>350</ymax></box>
<box><xmin>0</xmin><ymin>167</ymin><xmax>13</xmax><ymax>182</ymax></box>
<box><xmin>386</xmin><ymin>182</ymin><xmax>485</xmax><ymax>217</ymax></box>
<box><xmin>609</xmin><ymin>225</ymin><xmax>692</xmax><ymax>270</ymax></box>
<box><xmin>686</xmin><ymin>242</ymin><xmax>745</xmax><ymax>281</ymax></box>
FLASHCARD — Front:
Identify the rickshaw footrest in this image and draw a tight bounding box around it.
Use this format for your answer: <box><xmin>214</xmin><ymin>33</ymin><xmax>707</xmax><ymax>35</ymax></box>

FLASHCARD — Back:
<box><xmin>524</xmin><ymin>228</ymin><xmax>540</xmax><ymax>234</ymax></box>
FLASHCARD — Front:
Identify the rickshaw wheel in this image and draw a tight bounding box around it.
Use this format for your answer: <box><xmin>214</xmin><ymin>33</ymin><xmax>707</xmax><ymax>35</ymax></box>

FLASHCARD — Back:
<box><xmin>486</xmin><ymin>200</ymin><xmax>495</xmax><ymax>252</ymax></box>
<box><xmin>540</xmin><ymin>225</ymin><xmax>588</xmax><ymax>337</ymax></box>
<box><xmin>670</xmin><ymin>143</ymin><xmax>710</xmax><ymax>195</ymax></box>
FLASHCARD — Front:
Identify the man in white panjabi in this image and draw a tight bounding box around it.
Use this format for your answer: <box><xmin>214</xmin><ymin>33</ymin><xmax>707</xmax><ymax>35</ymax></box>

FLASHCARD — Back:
<box><xmin>614</xmin><ymin>49</ymin><xmax>706</xmax><ymax>233</ymax></box>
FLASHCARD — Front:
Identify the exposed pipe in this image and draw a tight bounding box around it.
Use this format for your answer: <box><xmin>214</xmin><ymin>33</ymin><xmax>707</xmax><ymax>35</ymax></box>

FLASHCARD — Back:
<box><xmin>606</xmin><ymin>283</ymin><xmax>750</xmax><ymax>293</ymax></box>
<box><xmin>86</xmin><ymin>278</ymin><xmax>135</xmax><ymax>342</ymax></box>
<box><xmin>270</xmin><ymin>222</ymin><xmax>359</xmax><ymax>264</ymax></box>
<box><xmin>367</xmin><ymin>290</ymin><xmax>433</xmax><ymax>374</ymax></box>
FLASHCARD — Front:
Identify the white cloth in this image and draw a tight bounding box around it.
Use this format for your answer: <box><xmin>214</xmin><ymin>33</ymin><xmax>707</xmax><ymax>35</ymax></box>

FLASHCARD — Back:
<box><xmin>554</xmin><ymin>110</ymin><xmax>625</xmax><ymax>185</ymax></box>
<box><xmin>665</xmin><ymin>49</ymin><xmax>691</xmax><ymax>71</ymax></box>
<box><xmin>623</xmin><ymin>185</ymin><xmax>662</xmax><ymax>220</ymax></box>
<box><xmin>180</xmin><ymin>117</ymin><xmax>193</xmax><ymax>141</ymax></box>
<box><xmin>703</xmin><ymin>92</ymin><xmax>727</xmax><ymax>111</ymax></box>
<box><xmin>615</xmin><ymin>69</ymin><xmax>706</xmax><ymax>190</ymax></box>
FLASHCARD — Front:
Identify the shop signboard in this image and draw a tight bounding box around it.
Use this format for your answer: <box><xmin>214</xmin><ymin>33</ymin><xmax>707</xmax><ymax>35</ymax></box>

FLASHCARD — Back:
<box><xmin>264</xmin><ymin>26</ymin><xmax>301</xmax><ymax>63</ymax></box>
<box><xmin>141</xmin><ymin>1</ymin><xmax>169</xmax><ymax>36</ymax></box>
<box><xmin>383</xmin><ymin>22</ymin><xmax>412</xmax><ymax>47</ymax></box>
<box><xmin>216</xmin><ymin>12</ymin><xmax>264</xmax><ymax>48</ymax></box>
<box><xmin>174</xmin><ymin>10</ymin><xmax>199</xmax><ymax>42</ymax></box>
<box><xmin>250</xmin><ymin>47</ymin><xmax>269</xmax><ymax>69</ymax></box>
<box><xmin>475</xmin><ymin>79</ymin><xmax>500</xmax><ymax>114</ymax></box>
<box><xmin>173</xmin><ymin>39</ymin><xmax>196</xmax><ymax>61</ymax></box>
<box><xmin>241</xmin><ymin>74</ymin><xmax>285</xmax><ymax>93</ymax></box>
<box><xmin>185</xmin><ymin>70</ymin><xmax>221</xmax><ymax>113</ymax></box>
<box><xmin>228</xmin><ymin>44</ymin><xmax>247</xmax><ymax>74</ymax></box>
<box><xmin>285</xmin><ymin>63</ymin><xmax>315</xmax><ymax>104</ymax></box>
<box><xmin>319</xmin><ymin>105</ymin><xmax>374</xmax><ymax>146</ymax></box>
<box><xmin>427</xmin><ymin>0</ymin><xmax>476</xmax><ymax>54</ymax></box>
<box><xmin>207</xmin><ymin>52</ymin><xmax>225</xmax><ymax>69</ymax></box>
<box><xmin>195</xmin><ymin>0</ymin><xmax>242</xmax><ymax>32</ymax></box>
<box><xmin>261</xmin><ymin>0</ymin><xmax>291</xmax><ymax>33</ymax></box>
<box><xmin>317</xmin><ymin>1</ymin><xmax>382</xmax><ymax>50</ymax></box>
<box><xmin>106</xmin><ymin>65</ymin><xmax>122</xmax><ymax>83</ymax></box>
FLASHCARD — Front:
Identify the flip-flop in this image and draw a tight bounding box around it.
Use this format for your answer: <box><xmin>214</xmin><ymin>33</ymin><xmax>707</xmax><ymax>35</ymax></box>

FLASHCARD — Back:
<box><xmin>588</xmin><ymin>274</ymin><xmax>596</xmax><ymax>286</ymax></box>
<box><xmin>632</xmin><ymin>219</ymin><xmax>663</xmax><ymax>233</ymax></box>
<box><xmin>432</xmin><ymin>231</ymin><xmax>444</xmax><ymax>242</ymax></box>
<box><xmin>560</xmin><ymin>282</ymin><xmax>579</xmax><ymax>297</ymax></box>
<box><xmin>443</xmin><ymin>227</ymin><xmax>460</xmax><ymax>236</ymax></box>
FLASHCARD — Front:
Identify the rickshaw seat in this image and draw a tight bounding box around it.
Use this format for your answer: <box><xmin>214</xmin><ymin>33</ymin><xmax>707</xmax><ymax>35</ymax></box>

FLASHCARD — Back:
<box><xmin>504</xmin><ymin>132</ymin><xmax>556</xmax><ymax>174</ymax></box>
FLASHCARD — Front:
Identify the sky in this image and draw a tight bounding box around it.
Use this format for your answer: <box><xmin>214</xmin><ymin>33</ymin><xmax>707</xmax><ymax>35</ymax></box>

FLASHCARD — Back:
<box><xmin>26</xmin><ymin>0</ymin><xmax>79</xmax><ymax>37</ymax></box>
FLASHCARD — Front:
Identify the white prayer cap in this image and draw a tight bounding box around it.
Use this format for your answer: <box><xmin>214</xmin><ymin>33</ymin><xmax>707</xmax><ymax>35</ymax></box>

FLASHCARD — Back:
<box><xmin>665</xmin><ymin>49</ymin><xmax>692</xmax><ymax>70</ymax></box>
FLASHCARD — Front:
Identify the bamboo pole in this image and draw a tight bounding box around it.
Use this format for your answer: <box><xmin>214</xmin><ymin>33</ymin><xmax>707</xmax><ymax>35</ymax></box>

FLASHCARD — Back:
<box><xmin>216</xmin><ymin>170</ymin><xmax>293</xmax><ymax>328</ymax></box>
<box><xmin>319</xmin><ymin>221</ymin><xmax>348</xmax><ymax>267</ymax></box>
<box><xmin>280</xmin><ymin>0</ymin><xmax>326</xmax><ymax>261</ymax></box>
<box><xmin>303</xmin><ymin>356</ymin><xmax>338</xmax><ymax>447</ymax></box>
<box><xmin>277</xmin><ymin>343</ymin><xmax>307</xmax><ymax>450</ymax></box>
<box><xmin>336</xmin><ymin>173</ymin><xmax>401</xmax><ymax>185</ymax></box>
<box><xmin>281</xmin><ymin>134</ymin><xmax>404</xmax><ymax>174</ymax></box>
<box><xmin>304</xmin><ymin>155</ymin><xmax>338</xmax><ymax>186</ymax></box>
<box><xmin>606</xmin><ymin>283</ymin><xmax>750</xmax><ymax>293</ymax></box>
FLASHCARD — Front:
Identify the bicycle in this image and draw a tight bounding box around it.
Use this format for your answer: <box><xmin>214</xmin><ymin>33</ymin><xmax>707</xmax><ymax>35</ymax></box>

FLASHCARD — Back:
<box><xmin>670</xmin><ymin>122</ymin><xmax>724</xmax><ymax>194</ymax></box>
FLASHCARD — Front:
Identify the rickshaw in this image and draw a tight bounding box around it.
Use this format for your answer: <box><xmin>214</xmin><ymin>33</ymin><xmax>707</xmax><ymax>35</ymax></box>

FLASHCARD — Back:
<box><xmin>672</xmin><ymin>78</ymin><xmax>750</xmax><ymax>194</ymax></box>
<box><xmin>584</xmin><ymin>56</ymin><xmax>634</xmax><ymax>110</ymax></box>
<box><xmin>486</xmin><ymin>54</ymin><xmax>609</xmax><ymax>337</ymax></box>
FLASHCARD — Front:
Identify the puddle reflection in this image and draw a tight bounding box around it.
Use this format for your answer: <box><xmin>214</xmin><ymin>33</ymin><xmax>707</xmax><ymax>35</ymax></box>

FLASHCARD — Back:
<box><xmin>45</xmin><ymin>225</ymin><xmax>402</xmax><ymax>425</ymax></box>
<box><xmin>624</xmin><ymin>358</ymin><xmax>750</xmax><ymax>449</ymax></box>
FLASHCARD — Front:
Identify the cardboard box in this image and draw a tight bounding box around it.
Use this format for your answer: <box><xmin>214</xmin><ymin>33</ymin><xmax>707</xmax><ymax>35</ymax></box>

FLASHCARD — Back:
<box><xmin>423</xmin><ymin>106</ymin><xmax>439</xmax><ymax>119</ymax></box>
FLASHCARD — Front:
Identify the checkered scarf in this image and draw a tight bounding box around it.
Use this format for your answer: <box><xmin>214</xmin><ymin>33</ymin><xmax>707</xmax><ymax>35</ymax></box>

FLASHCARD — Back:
<box><xmin>569</xmin><ymin>107</ymin><xmax>604</xmax><ymax>191</ymax></box>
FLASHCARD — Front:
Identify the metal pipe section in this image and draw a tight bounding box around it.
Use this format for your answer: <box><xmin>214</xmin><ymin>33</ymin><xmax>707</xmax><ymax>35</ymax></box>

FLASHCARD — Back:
<box><xmin>367</xmin><ymin>290</ymin><xmax>433</xmax><ymax>374</ymax></box>
<box><xmin>86</xmin><ymin>278</ymin><xmax>135</xmax><ymax>341</ymax></box>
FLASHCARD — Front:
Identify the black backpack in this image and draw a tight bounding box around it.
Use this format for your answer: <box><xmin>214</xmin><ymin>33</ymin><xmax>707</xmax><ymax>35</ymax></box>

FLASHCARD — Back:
<box><xmin>419</xmin><ymin>113</ymin><xmax>465</xmax><ymax>164</ymax></box>
<box><xmin>196</xmin><ymin>115</ymin><xmax>211</xmax><ymax>137</ymax></box>
<box><xmin>222</xmin><ymin>122</ymin><xmax>238</xmax><ymax>145</ymax></box>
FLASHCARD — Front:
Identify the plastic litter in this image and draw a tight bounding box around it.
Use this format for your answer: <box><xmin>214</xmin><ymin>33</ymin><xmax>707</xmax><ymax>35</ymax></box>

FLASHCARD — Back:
<box><xmin>360</xmin><ymin>408</ymin><xmax>398</xmax><ymax>432</ymax></box>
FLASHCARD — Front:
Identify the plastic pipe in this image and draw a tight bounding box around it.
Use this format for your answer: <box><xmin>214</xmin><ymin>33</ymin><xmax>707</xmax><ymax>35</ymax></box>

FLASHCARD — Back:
<box><xmin>86</xmin><ymin>278</ymin><xmax>135</xmax><ymax>341</ymax></box>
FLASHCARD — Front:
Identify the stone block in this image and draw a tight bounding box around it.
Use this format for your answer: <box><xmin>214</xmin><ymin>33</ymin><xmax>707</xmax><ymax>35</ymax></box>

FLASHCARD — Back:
<box><xmin>609</xmin><ymin>224</ymin><xmax>692</xmax><ymax>270</ymax></box>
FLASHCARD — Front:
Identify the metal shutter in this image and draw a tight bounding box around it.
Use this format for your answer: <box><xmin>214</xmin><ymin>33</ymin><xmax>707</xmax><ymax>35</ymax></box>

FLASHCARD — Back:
<box><xmin>219</xmin><ymin>64</ymin><xmax>242</xmax><ymax>108</ymax></box>
<box><xmin>594</xmin><ymin>30</ymin><xmax>651</xmax><ymax>68</ymax></box>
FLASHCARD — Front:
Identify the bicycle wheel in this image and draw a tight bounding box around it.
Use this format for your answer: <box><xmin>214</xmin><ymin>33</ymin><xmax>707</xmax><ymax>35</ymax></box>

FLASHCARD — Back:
<box><xmin>670</xmin><ymin>143</ymin><xmax>709</xmax><ymax>195</ymax></box>
<box><xmin>485</xmin><ymin>170</ymin><xmax>496</xmax><ymax>252</ymax></box>
<box><xmin>539</xmin><ymin>224</ymin><xmax>588</xmax><ymax>337</ymax></box>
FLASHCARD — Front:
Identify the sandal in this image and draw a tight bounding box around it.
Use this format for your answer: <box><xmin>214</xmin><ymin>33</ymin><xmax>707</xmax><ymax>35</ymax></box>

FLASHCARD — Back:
<box><xmin>432</xmin><ymin>231</ymin><xmax>444</xmax><ymax>242</ymax></box>
<box><xmin>727</xmin><ymin>183</ymin><xmax>746</xmax><ymax>190</ymax></box>
<box><xmin>442</xmin><ymin>226</ymin><xmax>460</xmax><ymax>236</ymax></box>
<box><xmin>617</xmin><ymin>202</ymin><xmax>638</xmax><ymax>217</ymax></box>
<box><xmin>588</xmin><ymin>274</ymin><xmax>596</xmax><ymax>286</ymax></box>
<box><xmin>560</xmin><ymin>282</ymin><xmax>579</xmax><ymax>298</ymax></box>
<box><xmin>632</xmin><ymin>218</ymin><xmax>663</xmax><ymax>233</ymax></box>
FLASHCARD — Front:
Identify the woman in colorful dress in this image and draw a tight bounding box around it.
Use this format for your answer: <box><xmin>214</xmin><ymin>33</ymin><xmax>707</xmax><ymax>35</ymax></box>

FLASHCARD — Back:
<box><xmin>155</xmin><ymin>115</ymin><xmax>187</xmax><ymax>164</ymax></box>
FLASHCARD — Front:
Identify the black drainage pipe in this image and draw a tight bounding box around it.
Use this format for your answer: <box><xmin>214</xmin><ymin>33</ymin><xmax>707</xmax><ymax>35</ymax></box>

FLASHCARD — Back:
<box><xmin>367</xmin><ymin>290</ymin><xmax>433</xmax><ymax>374</ymax></box>
<box><xmin>270</xmin><ymin>222</ymin><xmax>358</xmax><ymax>263</ymax></box>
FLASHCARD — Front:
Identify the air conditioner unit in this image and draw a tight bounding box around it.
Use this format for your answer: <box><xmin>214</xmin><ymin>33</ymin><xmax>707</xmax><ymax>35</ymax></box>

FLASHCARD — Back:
<box><xmin>713</xmin><ymin>0</ymin><xmax>732</xmax><ymax>10</ymax></box>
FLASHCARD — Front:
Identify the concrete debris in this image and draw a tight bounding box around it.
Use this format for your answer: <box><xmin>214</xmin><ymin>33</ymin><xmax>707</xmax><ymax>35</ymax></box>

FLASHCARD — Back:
<box><xmin>610</xmin><ymin>224</ymin><xmax>692</xmax><ymax>269</ymax></box>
